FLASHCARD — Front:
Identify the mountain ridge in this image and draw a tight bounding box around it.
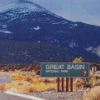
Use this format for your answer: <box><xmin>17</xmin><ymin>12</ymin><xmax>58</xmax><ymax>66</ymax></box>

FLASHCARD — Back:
<box><xmin>0</xmin><ymin>1</ymin><xmax>100</xmax><ymax>63</ymax></box>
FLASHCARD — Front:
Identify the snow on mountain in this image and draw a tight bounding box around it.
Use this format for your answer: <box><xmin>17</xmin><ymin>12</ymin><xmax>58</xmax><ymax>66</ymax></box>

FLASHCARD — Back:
<box><xmin>0</xmin><ymin>0</ymin><xmax>68</xmax><ymax>26</ymax></box>
<box><xmin>92</xmin><ymin>46</ymin><xmax>100</xmax><ymax>57</ymax></box>
<box><xmin>34</xmin><ymin>26</ymin><xmax>41</xmax><ymax>30</ymax></box>
<box><xmin>2</xmin><ymin>25</ymin><xmax>8</xmax><ymax>28</ymax></box>
<box><xmin>85</xmin><ymin>45</ymin><xmax>100</xmax><ymax>57</ymax></box>
<box><xmin>0</xmin><ymin>0</ymin><xmax>64</xmax><ymax>22</ymax></box>
<box><xmin>69</xmin><ymin>23</ymin><xmax>78</xmax><ymax>28</ymax></box>
<box><xmin>52</xmin><ymin>21</ymin><xmax>68</xmax><ymax>24</ymax></box>
<box><xmin>85</xmin><ymin>46</ymin><xmax>93</xmax><ymax>52</ymax></box>
<box><xmin>85</xmin><ymin>46</ymin><xmax>100</xmax><ymax>57</ymax></box>
<box><xmin>0</xmin><ymin>30</ymin><xmax>13</xmax><ymax>34</ymax></box>
<box><xmin>0</xmin><ymin>0</ymin><xmax>47</xmax><ymax>13</ymax></box>
<box><xmin>69</xmin><ymin>41</ymin><xmax>79</xmax><ymax>48</ymax></box>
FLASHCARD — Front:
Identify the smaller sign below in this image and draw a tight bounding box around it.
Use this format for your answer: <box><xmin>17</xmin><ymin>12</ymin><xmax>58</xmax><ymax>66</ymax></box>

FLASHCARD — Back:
<box><xmin>41</xmin><ymin>62</ymin><xmax>89</xmax><ymax>77</ymax></box>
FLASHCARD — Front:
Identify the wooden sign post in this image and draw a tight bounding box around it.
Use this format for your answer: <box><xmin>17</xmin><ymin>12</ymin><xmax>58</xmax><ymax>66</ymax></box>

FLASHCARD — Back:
<box><xmin>57</xmin><ymin>78</ymin><xmax>60</xmax><ymax>92</ymax></box>
<box><xmin>66</xmin><ymin>78</ymin><xmax>69</xmax><ymax>92</ymax></box>
<box><xmin>57</xmin><ymin>77</ymin><xmax>73</xmax><ymax>92</ymax></box>
<box><xmin>62</xmin><ymin>78</ymin><xmax>64</xmax><ymax>92</ymax></box>
<box><xmin>70</xmin><ymin>78</ymin><xmax>73</xmax><ymax>92</ymax></box>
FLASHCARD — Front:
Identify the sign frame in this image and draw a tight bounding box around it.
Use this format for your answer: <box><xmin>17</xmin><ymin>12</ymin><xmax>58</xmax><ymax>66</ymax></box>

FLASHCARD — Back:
<box><xmin>41</xmin><ymin>62</ymin><xmax>90</xmax><ymax>78</ymax></box>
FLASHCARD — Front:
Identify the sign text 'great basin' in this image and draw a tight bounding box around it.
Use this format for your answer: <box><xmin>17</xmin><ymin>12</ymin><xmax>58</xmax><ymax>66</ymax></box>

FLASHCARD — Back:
<box><xmin>41</xmin><ymin>62</ymin><xmax>89</xmax><ymax>77</ymax></box>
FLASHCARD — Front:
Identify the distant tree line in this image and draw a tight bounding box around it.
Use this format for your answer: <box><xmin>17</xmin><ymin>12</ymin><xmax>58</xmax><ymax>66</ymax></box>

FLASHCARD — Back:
<box><xmin>0</xmin><ymin>57</ymin><xmax>100</xmax><ymax>73</ymax></box>
<box><xmin>0</xmin><ymin>63</ymin><xmax>41</xmax><ymax>72</ymax></box>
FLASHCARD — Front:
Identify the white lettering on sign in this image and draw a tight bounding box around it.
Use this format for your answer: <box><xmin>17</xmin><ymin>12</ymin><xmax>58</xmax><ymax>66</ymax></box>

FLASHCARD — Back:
<box><xmin>45</xmin><ymin>64</ymin><xmax>64</xmax><ymax>69</ymax></box>
<box><xmin>45</xmin><ymin>70</ymin><xmax>60</xmax><ymax>73</ymax></box>
<box><xmin>61</xmin><ymin>70</ymin><xmax>68</xmax><ymax>73</ymax></box>
<box><xmin>67</xmin><ymin>64</ymin><xmax>85</xmax><ymax>70</ymax></box>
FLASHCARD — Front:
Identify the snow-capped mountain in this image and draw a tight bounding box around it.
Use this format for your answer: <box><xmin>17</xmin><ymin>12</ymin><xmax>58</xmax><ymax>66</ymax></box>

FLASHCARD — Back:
<box><xmin>0</xmin><ymin>0</ymin><xmax>47</xmax><ymax>13</ymax></box>
<box><xmin>0</xmin><ymin>0</ymin><xmax>100</xmax><ymax>63</ymax></box>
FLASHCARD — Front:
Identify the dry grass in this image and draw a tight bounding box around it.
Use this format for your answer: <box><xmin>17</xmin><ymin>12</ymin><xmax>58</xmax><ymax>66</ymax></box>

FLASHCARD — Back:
<box><xmin>92</xmin><ymin>79</ymin><xmax>100</xmax><ymax>87</ymax></box>
<box><xmin>0</xmin><ymin>81</ymin><xmax>57</xmax><ymax>93</ymax></box>
<box><xmin>90</xmin><ymin>70</ymin><xmax>93</xmax><ymax>77</ymax></box>
<box><xmin>0</xmin><ymin>74</ymin><xmax>76</xmax><ymax>93</ymax></box>
<box><xmin>5</xmin><ymin>81</ymin><xmax>34</xmax><ymax>93</ymax></box>
<box><xmin>0</xmin><ymin>69</ymin><xmax>98</xmax><ymax>93</ymax></box>
<box><xmin>89</xmin><ymin>75</ymin><xmax>100</xmax><ymax>88</ymax></box>
<box><xmin>33</xmin><ymin>82</ymin><xmax>57</xmax><ymax>92</ymax></box>
<box><xmin>83</xmin><ymin>86</ymin><xmax>100</xmax><ymax>100</ymax></box>
<box><xmin>0</xmin><ymin>84</ymin><xmax>6</xmax><ymax>90</ymax></box>
<box><xmin>73</xmin><ymin>78</ymin><xmax>91</xmax><ymax>90</ymax></box>
<box><xmin>94</xmin><ymin>71</ymin><xmax>100</xmax><ymax>77</ymax></box>
<box><xmin>0</xmin><ymin>71</ymin><xmax>57</xmax><ymax>93</ymax></box>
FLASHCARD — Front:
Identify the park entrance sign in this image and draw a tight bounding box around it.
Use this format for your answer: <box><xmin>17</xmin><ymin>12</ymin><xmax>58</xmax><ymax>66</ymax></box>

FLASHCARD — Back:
<box><xmin>41</xmin><ymin>62</ymin><xmax>89</xmax><ymax>92</ymax></box>
<box><xmin>41</xmin><ymin>62</ymin><xmax>89</xmax><ymax>77</ymax></box>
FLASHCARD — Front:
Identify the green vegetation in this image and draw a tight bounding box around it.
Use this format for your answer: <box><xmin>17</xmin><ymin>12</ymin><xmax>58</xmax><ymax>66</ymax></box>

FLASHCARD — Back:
<box><xmin>0</xmin><ymin>40</ymin><xmax>72</xmax><ymax>64</ymax></box>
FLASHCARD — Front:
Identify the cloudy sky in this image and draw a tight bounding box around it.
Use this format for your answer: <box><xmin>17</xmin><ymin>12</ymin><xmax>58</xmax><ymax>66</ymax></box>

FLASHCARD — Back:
<box><xmin>0</xmin><ymin>0</ymin><xmax>100</xmax><ymax>26</ymax></box>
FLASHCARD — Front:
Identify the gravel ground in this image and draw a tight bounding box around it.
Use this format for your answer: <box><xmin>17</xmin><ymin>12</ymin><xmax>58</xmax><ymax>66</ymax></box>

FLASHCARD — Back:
<box><xmin>25</xmin><ymin>90</ymin><xmax>85</xmax><ymax>100</ymax></box>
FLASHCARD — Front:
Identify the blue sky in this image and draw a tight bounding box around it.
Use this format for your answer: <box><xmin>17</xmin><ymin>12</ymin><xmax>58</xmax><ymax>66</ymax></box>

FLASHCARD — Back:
<box><xmin>0</xmin><ymin>0</ymin><xmax>100</xmax><ymax>26</ymax></box>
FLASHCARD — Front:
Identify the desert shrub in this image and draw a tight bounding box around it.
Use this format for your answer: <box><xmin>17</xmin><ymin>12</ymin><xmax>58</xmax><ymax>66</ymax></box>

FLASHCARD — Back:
<box><xmin>74</xmin><ymin>78</ymin><xmax>91</xmax><ymax>90</ymax></box>
<box><xmin>73</xmin><ymin>57</ymin><xmax>84</xmax><ymax>63</ymax></box>
<box><xmin>39</xmin><ymin>78</ymin><xmax>56</xmax><ymax>83</ymax></box>
<box><xmin>26</xmin><ymin>66</ymin><xmax>33</xmax><ymax>71</ymax></box>
<box><xmin>3</xmin><ymin>68</ymin><xmax>9</xmax><ymax>72</ymax></box>
<box><xmin>17</xmin><ymin>81</ymin><xmax>34</xmax><ymax>93</ymax></box>
<box><xmin>27</xmin><ymin>87</ymin><xmax>34</xmax><ymax>93</ymax></box>
<box><xmin>89</xmin><ymin>76</ymin><xmax>100</xmax><ymax>83</ymax></box>
<box><xmin>83</xmin><ymin>86</ymin><xmax>100</xmax><ymax>100</ymax></box>
<box><xmin>7</xmin><ymin>66</ymin><xmax>12</xmax><ymax>70</ymax></box>
<box><xmin>18</xmin><ymin>83</ymin><xmax>23</xmax><ymax>85</ymax></box>
<box><xmin>46</xmin><ymin>86</ymin><xmax>56</xmax><ymax>91</ymax></box>
<box><xmin>21</xmin><ymin>64</ymin><xmax>35</xmax><ymax>71</ymax></box>
<box><xmin>7</xmin><ymin>81</ymin><xmax>34</xmax><ymax>93</ymax></box>
<box><xmin>94</xmin><ymin>76</ymin><xmax>100</xmax><ymax>80</ymax></box>
<box><xmin>28</xmin><ymin>64</ymin><xmax>35</xmax><ymax>70</ymax></box>
<box><xmin>0</xmin><ymin>84</ymin><xmax>6</xmax><ymax>90</ymax></box>
<box><xmin>32</xmin><ymin>82</ymin><xmax>56</xmax><ymax>92</ymax></box>
<box><xmin>12</xmin><ymin>74</ymin><xmax>23</xmax><ymax>80</ymax></box>
<box><xmin>21</xmin><ymin>68</ymin><xmax>27</xmax><ymax>71</ymax></box>
<box><xmin>90</xmin><ymin>70</ymin><xmax>93</xmax><ymax>78</ymax></box>
<box><xmin>36</xmin><ymin>70</ymin><xmax>40</xmax><ymax>75</ymax></box>
<box><xmin>33</xmin><ymin>64</ymin><xmax>41</xmax><ymax>71</ymax></box>
<box><xmin>4</xmin><ymin>69</ymin><xmax>9</xmax><ymax>72</ymax></box>
<box><xmin>24</xmin><ymin>77</ymin><xmax>33</xmax><ymax>83</ymax></box>
<box><xmin>13</xmin><ymin>65</ymin><xmax>20</xmax><ymax>70</ymax></box>
<box><xmin>43</xmin><ymin>79</ymin><xmax>50</xmax><ymax>83</ymax></box>
<box><xmin>92</xmin><ymin>79</ymin><xmax>100</xmax><ymax>87</ymax></box>
<box><xmin>9</xmin><ymin>69</ymin><xmax>15</xmax><ymax>71</ymax></box>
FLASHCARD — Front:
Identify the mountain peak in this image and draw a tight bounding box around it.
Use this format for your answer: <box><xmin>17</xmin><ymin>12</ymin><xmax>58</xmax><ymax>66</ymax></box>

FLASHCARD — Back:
<box><xmin>0</xmin><ymin>0</ymin><xmax>47</xmax><ymax>13</ymax></box>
